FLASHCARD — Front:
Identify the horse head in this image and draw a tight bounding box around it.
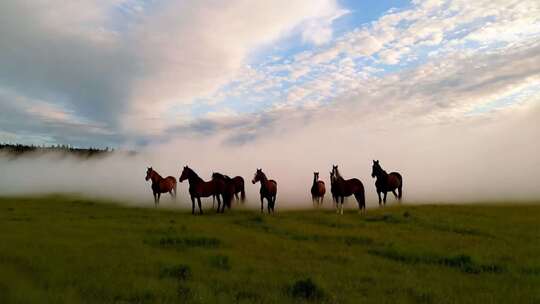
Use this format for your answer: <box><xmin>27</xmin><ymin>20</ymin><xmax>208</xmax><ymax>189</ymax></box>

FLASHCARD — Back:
<box><xmin>371</xmin><ymin>160</ymin><xmax>381</xmax><ymax>178</ymax></box>
<box><xmin>179</xmin><ymin>166</ymin><xmax>190</xmax><ymax>182</ymax></box>
<box><xmin>252</xmin><ymin>168</ymin><xmax>263</xmax><ymax>184</ymax></box>
<box><xmin>145</xmin><ymin>167</ymin><xmax>153</xmax><ymax>181</ymax></box>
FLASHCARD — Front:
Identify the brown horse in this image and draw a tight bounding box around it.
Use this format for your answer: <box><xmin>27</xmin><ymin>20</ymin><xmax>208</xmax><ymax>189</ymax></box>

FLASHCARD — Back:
<box><xmin>230</xmin><ymin>176</ymin><xmax>246</xmax><ymax>203</ymax></box>
<box><xmin>331</xmin><ymin>165</ymin><xmax>365</xmax><ymax>214</ymax></box>
<box><xmin>371</xmin><ymin>160</ymin><xmax>403</xmax><ymax>205</ymax></box>
<box><xmin>211</xmin><ymin>172</ymin><xmax>237</xmax><ymax>212</ymax></box>
<box><xmin>330</xmin><ymin>171</ymin><xmax>338</xmax><ymax>207</ymax></box>
<box><xmin>252</xmin><ymin>169</ymin><xmax>277</xmax><ymax>214</ymax></box>
<box><xmin>311</xmin><ymin>172</ymin><xmax>325</xmax><ymax>207</ymax></box>
<box><xmin>145</xmin><ymin>167</ymin><xmax>177</xmax><ymax>207</ymax></box>
<box><xmin>179</xmin><ymin>166</ymin><xmax>225</xmax><ymax>214</ymax></box>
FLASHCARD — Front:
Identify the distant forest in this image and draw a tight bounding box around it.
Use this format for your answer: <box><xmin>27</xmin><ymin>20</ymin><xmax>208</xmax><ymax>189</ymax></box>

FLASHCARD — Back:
<box><xmin>0</xmin><ymin>144</ymin><xmax>134</xmax><ymax>158</ymax></box>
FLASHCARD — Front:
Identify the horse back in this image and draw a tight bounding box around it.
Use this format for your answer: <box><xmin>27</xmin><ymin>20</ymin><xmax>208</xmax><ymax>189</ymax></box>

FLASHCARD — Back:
<box><xmin>156</xmin><ymin>176</ymin><xmax>176</xmax><ymax>193</ymax></box>
<box><xmin>345</xmin><ymin>178</ymin><xmax>364</xmax><ymax>194</ymax></box>
<box><xmin>388</xmin><ymin>172</ymin><xmax>402</xmax><ymax>188</ymax></box>
<box><xmin>192</xmin><ymin>180</ymin><xmax>221</xmax><ymax>197</ymax></box>
<box><xmin>267</xmin><ymin>180</ymin><xmax>277</xmax><ymax>195</ymax></box>
<box><xmin>165</xmin><ymin>176</ymin><xmax>176</xmax><ymax>185</ymax></box>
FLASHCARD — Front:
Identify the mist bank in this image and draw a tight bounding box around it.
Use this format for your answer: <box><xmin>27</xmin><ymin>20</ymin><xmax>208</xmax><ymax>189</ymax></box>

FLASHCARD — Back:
<box><xmin>0</xmin><ymin>105</ymin><xmax>539</xmax><ymax>209</ymax></box>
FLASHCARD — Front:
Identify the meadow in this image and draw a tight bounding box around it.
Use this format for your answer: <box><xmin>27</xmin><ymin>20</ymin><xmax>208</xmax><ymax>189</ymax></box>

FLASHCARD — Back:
<box><xmin>0</xmin><ymin>195</ymin><xmax>539</xmax><ymax>303</ymax></box>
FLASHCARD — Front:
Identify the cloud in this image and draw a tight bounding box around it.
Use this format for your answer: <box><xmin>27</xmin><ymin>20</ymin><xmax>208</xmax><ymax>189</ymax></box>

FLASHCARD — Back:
<box><xmin>0</xmin><ymin>0</ymin><xmax>346</xmax><ymax>143</ymax></box>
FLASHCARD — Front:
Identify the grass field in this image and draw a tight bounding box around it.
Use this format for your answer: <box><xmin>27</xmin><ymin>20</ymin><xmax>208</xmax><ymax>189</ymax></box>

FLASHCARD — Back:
<box><xmin>0</xmin><ymin>195</ymin><xmax>539</xmax><ymax>303</ymax></box>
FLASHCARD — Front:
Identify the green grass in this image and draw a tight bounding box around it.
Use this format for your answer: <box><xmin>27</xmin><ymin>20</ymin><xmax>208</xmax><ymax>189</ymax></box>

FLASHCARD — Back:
<box><xmin>0</xmin><ymin>195</ymin><xmax>539</xmax><ymax>303</ymax></box>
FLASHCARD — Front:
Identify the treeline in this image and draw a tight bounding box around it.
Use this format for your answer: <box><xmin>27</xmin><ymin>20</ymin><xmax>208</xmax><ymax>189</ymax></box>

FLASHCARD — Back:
<box><xmin>0</xmin><ymin>143</ymin><xmax>128</xmax><ymax>159</ymax></box>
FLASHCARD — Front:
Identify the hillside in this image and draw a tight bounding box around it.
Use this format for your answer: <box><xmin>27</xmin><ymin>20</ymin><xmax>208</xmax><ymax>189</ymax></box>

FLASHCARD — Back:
<box><xmin>0</xmin><ymin>196</ymin><xmax>538</xmax><ymax>303</ymax></box>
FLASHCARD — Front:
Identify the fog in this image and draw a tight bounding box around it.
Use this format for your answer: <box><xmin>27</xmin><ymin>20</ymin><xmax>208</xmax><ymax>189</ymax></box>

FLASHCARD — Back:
<box><xmin>1</xmin><ymin>104</ymin><xmax>539</xmax><ymax>209</ymax></box>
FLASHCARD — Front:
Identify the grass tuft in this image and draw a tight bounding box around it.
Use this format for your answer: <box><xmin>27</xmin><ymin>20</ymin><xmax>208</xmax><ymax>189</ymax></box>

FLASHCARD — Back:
<box><xmin>287</xmin><ymin>278</ymin><xmax>325</xmax><ymax>301</ymax></box>
<box><xmin>209</xmin><ymin>255</ymin><xmax>231</xmax><ymax>270</ymax></box>
<box><xmin>159</xmin><ymin>264</ymin><xmax>192</xmax><ymax>281</ymax></box>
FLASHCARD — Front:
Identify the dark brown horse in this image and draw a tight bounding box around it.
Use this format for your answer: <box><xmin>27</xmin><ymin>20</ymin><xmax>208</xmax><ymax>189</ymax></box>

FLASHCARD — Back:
<box><xmin>145</xmin><ymin>167</ymin><xmax>177</xmax><ymax>207</ymax></box>
<box><xmin>230</xmin><ymin>176</ymin><xmax>246</xmax><ymax>203</ymax></box>
<box><xmin>311</xmin><ymin>172</ymin><xmax>325</xmax><ymax>207</ymax></box>
<box><xmin>252</xmin><ymin>169</ymin><xmax>277</xmax><ymax>214</ymax></box>
<box><xmin>371</xmin><ymin>160</ymin><xmax>403</xmax><ymax>205</ymax></box>
<box><xmin>331</xmin><ymin>165</ymin><xmax>365</xmax><ymax>214</ymax></box>
<box><xmin>211</xmin><ymin>172</ymin><xmax>236</xmax><ymax>213</ymax></box>
<box><xmin>212</xmin><ymin>174</ymin><xmax>245</xmax><ymax>207</ymax></box>
<box><xmin>179</xmin><ymin>166</ymin><xmax>225</xmax><ymax>214</ymax></box>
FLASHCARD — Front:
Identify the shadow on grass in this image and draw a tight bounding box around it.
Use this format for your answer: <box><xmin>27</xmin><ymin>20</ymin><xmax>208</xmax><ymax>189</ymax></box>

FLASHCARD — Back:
<box><xmin>159</xmin><ymin>264</ymin><xmax>192</xmax><ymax>281</ymax></box>
<box><xmin>145</xmin><ymin>235</ymin><xmax>221</xmax><ymax>250</ymax></box>
<box><xmin>368</xmin><ymin>248</ymin><xmax>505</xmax><ymax>274</ymax></box>
<box><xmin>236</xmin><ymin>216</ymin><xmax>376</xmax><ymax>247</ymax></box>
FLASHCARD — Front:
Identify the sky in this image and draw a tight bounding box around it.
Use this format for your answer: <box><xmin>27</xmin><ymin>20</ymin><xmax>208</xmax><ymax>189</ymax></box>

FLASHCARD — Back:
<box><xmin>0</xmin><ymin>0</ymin><xmax>539</xmax><ymax>205</ymax></box>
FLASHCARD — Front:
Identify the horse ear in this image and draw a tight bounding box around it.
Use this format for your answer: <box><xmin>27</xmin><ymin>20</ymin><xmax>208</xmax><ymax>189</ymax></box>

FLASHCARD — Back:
<box><xmin>376</xmin><ymin>160</ymin><xmax>379</xmax><ymax>163</ymax></box>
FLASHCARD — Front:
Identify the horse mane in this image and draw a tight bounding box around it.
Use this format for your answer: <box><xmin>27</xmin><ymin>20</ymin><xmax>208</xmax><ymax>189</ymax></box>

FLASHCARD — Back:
<box><xmin>186</xmin><ymin>167</ymin><xmax>203</xmax><ymax>182</ymax></box>
<box><xmin>374</xmin><ymin>163</ymin><xmax>388</xmax><ymax>177</ymax></box>
<box><xmin>212</xmin><ymin>172</ymin><xmax>231</xmax><ymax>180</ymax></box>
<box><xmin>150</xmin><ymin>169</ymin><xmax>163</xmax><ymax>181</ymax></box>
<box><xmin>335</xmin><ymin>168</ymin><xmax>344</xmax><ymax>180</ymax></box>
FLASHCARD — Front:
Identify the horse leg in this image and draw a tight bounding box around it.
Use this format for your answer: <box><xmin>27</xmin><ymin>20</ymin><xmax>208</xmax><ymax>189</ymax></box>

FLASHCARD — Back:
<box><xmin>267</xmin><ymin>197</ymin><xmax>271</xmax><ymax>214</ymax></box>
<box><xmin>377</xmin><ymin>191</ymin><xmax>382</xmax><ymax>206</ymax></box>
<box><xmin>222</xmin><ymin>196</ymin><xmax>228</xmax><ymax>213</ymax></box>
<box><xmin>398</xmin><ymin>185</ymin><xmax>403</xmax><ymax>201</ymax></box>
<box><xmin>153</xmin><ymin>192</ymin><xmax>158</xmax><ymax>207</ymax></box>
<box><xmin>197</xmin><ymin>197</ymin><xmax>203</xmax><ymax>214</ymax></box>
<box><xmin>260</xmin><ymin>195</ymin><xmax>264</xmax><ymax>213</ymax></box>
<box><xmin>212</xmin><ymin>195</ymin><xmax>215</xmax><ymax>209</ymax></box>
<box><xmin>190</xmin><ymin>196</ymin><xmax>195</xmax><ymax>214</ymax></box>
<box><xmin>392</xmin><ymin>190</ymin><xmax>398</xmax><ymax>200</ymax></box>
<box><xmin>340</xmin><ymin>196</ymin><xmax>344</xmax><ymax>215</ymax></box>
<box><xmin>383</xmin><ymin>192</ymin><xmax>387</xmax><ymax>205</ymax></box>
<box><xmin>157</xmin><ymin>192</ymin><xmax>161</xmax><ymax>206</ymax></box>
<box><xmin>321</xmin><ymin>195</ymin><xmax>324</xmax><ymax>206</ymax></box>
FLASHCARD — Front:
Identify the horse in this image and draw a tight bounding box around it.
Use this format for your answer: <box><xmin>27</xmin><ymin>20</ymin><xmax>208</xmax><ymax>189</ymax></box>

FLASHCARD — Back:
<box><xmin>311</xmin><ymin>172</ymin><xmax>325</xmax><ymax>207</ymax></box>
<box><xmin>371</xmin><ymin>160</ymin><xmax>403</xmax><ymax>205</ymax></box>
<box><xmin>179</xmin><ymin>166</ymin><xmax>225</xmax><ymax>214</ymax></box>
<box><xmin>212</xmin><ymin>174</ymin><xmax>245</xmax><ymax>207</ymax></box>
<box><xmin>331</xmin><ymin>165</ymin><xmax>365</xmax><ymax>214</ymax></box>
<box><xmin>252</xmin><ymin>168</ymin><xmax>277</xmax><ymax>214</ymax></box>
<box><xmin>230</xmin><ymin>176</ymin><xmax>246</xmax><ymax>203</ymax></box>
<box><xmin>145</xmin><ymin>167</ymin><xmax>177</xmax><ymax>207</ymax></box>
<box><xmin>211</xmin><ymin>172</ymin><xmax>236</xmax><ymax>213</ymax></box>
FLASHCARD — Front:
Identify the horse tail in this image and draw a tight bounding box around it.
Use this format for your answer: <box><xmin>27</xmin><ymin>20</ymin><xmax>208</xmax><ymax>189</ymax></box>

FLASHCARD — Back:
<box><xmin>355</xmin><ymin>183</ymin><xmax>365</xmax><ymax>210</ymax></box>
<box><xmin>395</xmin><ymin>172</ymin><xmax>403</xmax><ymax>199</ymax></box>
<box><xmin>398</xmin><ymin>176</ymin><xmax>403</xmax><ymax>200</ymax></box>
